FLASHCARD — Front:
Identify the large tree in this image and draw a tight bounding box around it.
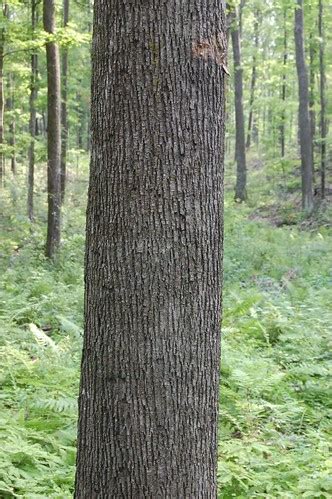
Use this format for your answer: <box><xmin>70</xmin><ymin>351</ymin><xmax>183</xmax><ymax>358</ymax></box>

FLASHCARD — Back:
<box><xmin>294</xmin><ymin>0</ymin><xmax>314</xmax><ymax>211</ymax></box>
<box><xmin>44</xmin><ymin>0</ymin><xmax>61</xmax><ymax>258</ymax></box>
<box><xmin>75</xmin><ymin>1</ymin><xmax>226</xmax><ymax>496</ymax></box>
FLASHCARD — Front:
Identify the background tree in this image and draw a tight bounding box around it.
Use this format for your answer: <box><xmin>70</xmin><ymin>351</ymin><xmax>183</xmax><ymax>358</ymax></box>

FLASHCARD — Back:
<box><xmin>0</xmin><ymin>2</ymin><xmax>9</xmax><ymax>185</ymax></box>
<box><xmin>246</xmin><ymin>8</ymin><xmax>259</xmax><ymax>149</ymax></box>
<box><xmin>229</xmin><ymin>2</ymin><xmax>247</xmax><ymax>201</ymax></box>
<box><xmin>75</xmin><ymin>0</ymin><xmax>226</xmax><ymax>496</ymax></box>
<box><xmin>318</xmin><ymin>0</ymin><xmax>327</xmax><ymax>198</ymax></box>
<box><xmin>44</xmin><ymin>0</ymin><xmax>61</xmax><ymax>258</ymax></box>
<box><xmin>294</xmin><ymin>0</ymin><xmax>314</xmax><ymax>212</ymax></box>
<box><xmin>28</xmin><ymin>0</ymin><xmax>39</xmax><ymax>221</ymax></box>
<box><xmin>60</xmin><ymin>0</ymin><xmax>69</xmax><ymax>203</ymax></box>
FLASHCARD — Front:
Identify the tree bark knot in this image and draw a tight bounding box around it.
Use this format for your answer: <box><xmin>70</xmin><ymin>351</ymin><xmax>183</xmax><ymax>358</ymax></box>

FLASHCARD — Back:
<box><xmin>192</xmin><ymin>33</ymin><xmax>229</xmax><ymax>74</ymax></box>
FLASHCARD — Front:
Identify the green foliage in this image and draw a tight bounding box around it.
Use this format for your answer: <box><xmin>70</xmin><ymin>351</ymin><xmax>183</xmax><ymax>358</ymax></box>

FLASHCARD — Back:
<box><xmin>218</xmin><ymin>201</ymin><xmax>332</xmax><ymax>497</ymax></box>
<box><xmin>1</xmin><ymin>162</ymin><xmax>331</xmax><ymax>497</ymax></box>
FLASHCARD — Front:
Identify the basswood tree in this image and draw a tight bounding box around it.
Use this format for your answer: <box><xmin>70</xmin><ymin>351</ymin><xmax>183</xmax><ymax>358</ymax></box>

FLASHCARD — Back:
<box><xmin>75</xmin><ymin>0</ymin><xmax>227</xmax><ymax>497</ymax></box>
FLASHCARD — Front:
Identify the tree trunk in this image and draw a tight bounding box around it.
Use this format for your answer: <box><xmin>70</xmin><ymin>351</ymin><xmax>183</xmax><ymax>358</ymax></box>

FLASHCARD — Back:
<box><xmin>246</xmin><ymin>10</ymin><xmax>259</xmax><ymax>150</ymax></box>
<box><xmin>0</xmin><ymin>3</ymin><xmax>8</xmax><ymax>187</ymax></box>
<box><xmin>6</xmin><ymin>73</ymin><xmax>16</xmax><ymax>174</ymax></box>
<box><xmin>28</xmin><ymin>0</ymin><xmax>38</xmax><ymax>221</ymax></box>
<box><xmin>318</xmin><ymin>0</ymin><xmax>326</xmax><ymax>199</ymax></box>
<box><xmin>309</xmin><ymin>33</ymin><xmax>316</xmax><ymax>182</ymax></box>
<box><xmin>75</xmin><ymin>1</ymin><xmax>226</xmax><ymax>497</ymax></box>
<box><xmin>294</xmin><ymin>0</ymin><xmax>314</xmax><ymax>212</ymax></box>
<box><xmin>76</xmin><ymin>90</ymin><xmax>84</xmax><ymax>150</ymax></box>
<box><xmin>231</xmin><ymin>7</ymin><xmax>247</xmax><ymax>202</ymax></box>
<box><xmin>60</xmin><ymin>0</ymin><xmax>69</xmax><ymax>203</ymax></box>
<box><xmin>44</xmin><ymin>0</ymin><xmax>61</xmax><ymax>258</ymax></box>
<box><xmin>280</xmin><ymin>11</ymin><xmax>287</xmax><ymax>158</ymax></box>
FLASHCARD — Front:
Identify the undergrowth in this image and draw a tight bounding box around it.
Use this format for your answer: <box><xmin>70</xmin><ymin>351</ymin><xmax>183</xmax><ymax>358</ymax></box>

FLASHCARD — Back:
<box><xmin>0</xmin><ymin>162</ymin><xmax>331</xmax><ymax>498</ymax></box>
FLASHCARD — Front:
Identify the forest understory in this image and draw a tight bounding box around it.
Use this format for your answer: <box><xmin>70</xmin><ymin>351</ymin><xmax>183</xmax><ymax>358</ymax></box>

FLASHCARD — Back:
<box><xmin>0</xmin><ymin>154</ymin><xmax>331</xmax><ymax>498</ymax></box>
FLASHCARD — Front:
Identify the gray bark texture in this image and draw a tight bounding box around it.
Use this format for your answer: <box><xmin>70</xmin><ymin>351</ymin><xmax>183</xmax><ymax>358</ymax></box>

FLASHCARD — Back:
<box><xmin>44</xmin><ymin>0</ymin><xmax>61</xmax><ymax>258</ymax></box>
<box><xmin>230</xmin><ymin>7</ymin><xmax>247</xmax><ymax>202</ymax></box>
<box><xmin>294</xmin><ymin>0</ymin><xmax>314</xmax><ymax>212</ymax></box>
<box><xmin>75</xmin><ymin>0</ymin><xmax>226</xmax><ymax>497</ymax></box>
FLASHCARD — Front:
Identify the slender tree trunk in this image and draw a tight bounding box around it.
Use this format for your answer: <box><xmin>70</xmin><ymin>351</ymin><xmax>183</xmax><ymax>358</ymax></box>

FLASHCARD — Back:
<box><xmin>44</xmin><ymin>0</ymin><xmax>61</xmax><ymax>258</ymax></box>
<box><xmin>231</xmin><ymin>7</ymin><xmax>247</xmax><ymax>201</ymax></box>
<box><xmin>6</xmin><ymin>72</ymin><xmax>16</xmax><ymax>174</ymax></box>
<box><xmin>76</xmin><ymin>91</ymin><xmax>84</xmax><ymax>150</ymax></box>
<box><xmin>0</xmin><ymin>3</ymin><xmax>8</xmax><ymax>186</ymax></box>
<box><xmin>294</xmin><ymin>0</ymin><xmax>314</xmax><ymax>212</ymax></box>
<box><xmin>0</xmin><ymin>46</ymin><xmax>3</xmax><ymax>186</ymax></box>
<box><xmin>318</xmin><ymin>0</ymin><xmax>326</xmax><ymax>199</ymax></box>
<box><xmin>309</xmin><ymin>34</ymin><xmax>316</xmax><ymax>182</ymax></box>
<box><xmin>246</xmin><ymin>10</ymin><xmax>259</xmax><ymax>149</ymax></box>
<box><xmin>75</xmin><ymin>1</ymin><xmax>226</xmax><ymax>496</ymax></box>
<box><xmin>309</xmin><ymin>37</ymin><xmax>316</xmax><ymax>147</ymax></box>
<box><xmin>60</xmin><ymin>0</ymin><xmax>69</xmax><ymax>203</ymax></box>
<box><xmin>280</xmin><ymin>11</ymin><xmax>288</xmax><ymax>158</ymax></box>
<box><xmin>28</xmin><ymin>0</ymin><xmax>38</xmax><ymax>221</ymax></box>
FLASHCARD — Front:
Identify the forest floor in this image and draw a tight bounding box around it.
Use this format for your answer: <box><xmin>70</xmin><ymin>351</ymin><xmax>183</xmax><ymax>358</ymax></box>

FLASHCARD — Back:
<box><xmin>0</xmin><ymin>156</ymin><xmax>331</xmax><ymax>498</ymax></box>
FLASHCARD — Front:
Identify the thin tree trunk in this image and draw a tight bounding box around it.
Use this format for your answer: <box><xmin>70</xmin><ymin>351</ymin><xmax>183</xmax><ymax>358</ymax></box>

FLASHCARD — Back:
<box><xmin>75</xmin><ymin>1</ymin><xmax>226</xmax><ymax>496</ymax></box>
<box><xmin>294</xmin><ymin>0</ymin><xmax>314</xmax><ymax>212</ymax></box>
<box><xmin>6</xmin><ymin>73</ymin><xmax>16</xmax><ymax>174</ymax></box>
<box><xmin>280</xmin><ymin>11</ymin><xmax>288</xmax><ymax>158</ymax></box>
<box><xmin>60</xmin><ymin>0</ymin><xmax>69</xmax><ymax>203</ymax></box>
<box><xmin>309</xmin><ymin>33</ymin><xmax>316</xmax><ymax>182</ymax></box>
<box><xmin>44</xmin><ymin>0</ymin><xmax>61</xmax><ymax>258</ymax></box>
<box><xmin>76</xmin><ymin>91</ymin><xmax>84</xmax><ymax>150</ymax></box>
<box><xmin>246</xmin><ymin>10</ymin><xmax>259</xmax><ymax>149</ymax></box>
<box><xmin>231</xmin><ymin>7</ymin><xmax>247</xmax><ymax>201</ymax></box>
<box><xmin>28</xmin><ymin>0</ymin><xmax>38</xmax><ymax>221</ymax></box>
<box><xmin>0</xmin><ymin>44</ymin><xmax>3</xmax><ymax>186</ymax></box>
<box><xmin>0</xmin><ymin>3</ymin><xmax>8</xmax><ymax>186</ymax></box>
<box><xmin>318</xmin><ymin>0</ymin><xmax>326</xmax><ymax>199</ymax></box>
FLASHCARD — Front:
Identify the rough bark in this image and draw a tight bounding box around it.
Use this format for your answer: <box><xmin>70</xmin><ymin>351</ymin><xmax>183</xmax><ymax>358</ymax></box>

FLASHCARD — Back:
<box><xmin>60</xmin><ymin>0</ymin><xmax>69</xmax><ymax>203</ymax></box>
<box><xmin>294</xmin><ymin>0</ymin><xmax>314</xmax><ymax>212</ymax></box>
<box><xmin>246</xmin><ymin>10</ymin><xmax>259</xmax><ymax>150</ymax></box>
<box><xmin>28</xmin><ymin>0</ymin><xmax>38</xmax><ymax>221</ymax></box>
<box><xmin>75</xmin><ymin>1</ymin><xmax>226</xmax><ymax>497</ymax></box>
<box><xmin>230</xmin><ymin>7</ymin><xmax>247</xmax><ymax>202</ymax></box>
<box><xmin>44</xmin><ymin>0</ymin><xmax>61</xmax><ymax>258</ymax></box>
<box><xmin>318</xmin><ymin>0</ymin><xmax>326</xmax><ymax>199</ymax></box>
